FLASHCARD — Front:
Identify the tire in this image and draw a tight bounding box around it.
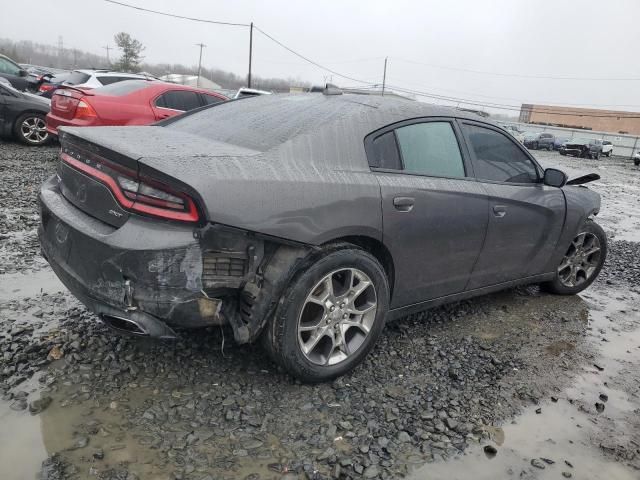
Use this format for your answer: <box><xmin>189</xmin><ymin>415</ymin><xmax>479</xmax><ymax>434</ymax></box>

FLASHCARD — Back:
<box><xmin>635</xmin><ymin>158</ymin><xmax>640</xmax><ymax>166</ymax></box>
<box><xmin>548</xmin><ymin>144</ymin><xmax>553</xmax><ymax>151</ymax></box>
<box><xmin>14</xmin><ymin>112</ymin><xmax>50</xmax><ymax>146</ymax></box>
<box><xmin>262</xmin><ymin>244</ymin><xmax>389</xmax><ymax>382</ymax></box>
<box><xmin>541</xmin><ymin>219</ymin><xmax>607</xmax><ymax>295</ymax></box>
<box><xmin>533</xmin><ymin>142</ymin><xmax>539</xmax><ymax>150</ymax></box>
<box><xmin>594</xmin><ymin>151</ymin><xmax>600</xmax><ymax>160</ymax></box>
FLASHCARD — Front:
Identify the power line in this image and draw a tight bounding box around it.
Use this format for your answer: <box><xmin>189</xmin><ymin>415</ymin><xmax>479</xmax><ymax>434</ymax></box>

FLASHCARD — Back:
<box><xmin>252</xmin><ymin>26</ymin><xmax>375</xmax><ymax>85</ymax></box>
<box><xmin>385</xmin><ymin>76</ymin><xmax>640</xmax><ymax>109</ymax></box>
<box><xmin>102</xmin><ymin>0</ymin><xmax>249</xmax><ymax>27</ymax></box>
<box><xmin>384</xmin><ymin>84</ymin><xmax>640</xmax><ymax>118</ymax></box>
<box><xmin>98</xmin><ymin>0</ymin><xmax>640</xmax><ymax>118</ymax></box>
<box><xmin>391</xmin><ymin>56</ymin><xmax>640</xmax><ymax>82</ymax></box>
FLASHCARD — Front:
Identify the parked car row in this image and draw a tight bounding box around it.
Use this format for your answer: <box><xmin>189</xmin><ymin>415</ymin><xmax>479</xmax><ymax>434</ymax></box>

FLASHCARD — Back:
<box><xmin>46</xmin><ymin>80</ymin><xmax>227</xmax><ymax>135</ymax></box>
<box><xmin>501</xmin><ymin>124</ymin><xmax>617</xmax><ymax>160</ymax></box>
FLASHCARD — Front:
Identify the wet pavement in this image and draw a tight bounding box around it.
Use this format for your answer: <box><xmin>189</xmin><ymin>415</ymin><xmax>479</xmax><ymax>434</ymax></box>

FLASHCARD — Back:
<box><xmin>0</xmin><ymin>142</ymin><xmax>639</xmax><ymax>479</ymax></box>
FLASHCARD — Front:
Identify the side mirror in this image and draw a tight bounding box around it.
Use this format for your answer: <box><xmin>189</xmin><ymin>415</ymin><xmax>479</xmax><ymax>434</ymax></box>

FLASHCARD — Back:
<box><xmin>543</xmin><ymin>168</ymin><xmax>568</xmax><ymax>188</ymax></box>
<box><xmin>19</xmin><ymin>69</ymin><xmax>28</xmax><ymax>77</ymax></box>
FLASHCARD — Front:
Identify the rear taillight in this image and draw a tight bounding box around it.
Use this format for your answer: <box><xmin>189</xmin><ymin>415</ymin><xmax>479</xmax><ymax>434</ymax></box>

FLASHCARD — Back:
<box><xmin>74</xmin><ymin>100</ymin><xmax>97</xmax><ymax>119</ymax></box>
<box><xmin>61</xmin><ymin>151</ymin><xmax>200</xmax><ymax>223</ymax></box>
<box><xmin>39</xmin><ymin>84</ymin><xmax>54</xmax><ymax>92</ymax></box>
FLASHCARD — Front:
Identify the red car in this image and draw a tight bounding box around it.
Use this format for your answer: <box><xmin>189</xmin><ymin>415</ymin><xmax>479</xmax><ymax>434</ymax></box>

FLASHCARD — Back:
<box><xmin>46</xmin><ymin>80</ymin><xmax>227</xmax><ymax>135</ymax></box>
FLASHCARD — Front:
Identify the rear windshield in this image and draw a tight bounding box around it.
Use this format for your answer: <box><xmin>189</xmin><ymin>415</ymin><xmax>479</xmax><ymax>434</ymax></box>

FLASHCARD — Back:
<box><xmin>165</xmin><ymin>95</ymin><xmax>356</xmax><ymax>152</ymax></box>
<box><xmin>66</xmin><ymin>71</ymin><xmax>91</xmax><ymax>85</ymax></box>
<box><xmin>93</xmin><ymin>80</ymin><xmax>150</xmax><ymax>96</ymax></box>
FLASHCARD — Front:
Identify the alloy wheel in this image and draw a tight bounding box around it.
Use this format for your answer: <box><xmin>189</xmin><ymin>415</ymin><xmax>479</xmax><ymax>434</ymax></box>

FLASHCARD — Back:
<box><xmin>558</xmin><ymin>232</ymin><xmax>602</xmax><ymax>287</ymax></box>
<box><xmin>20</xmin><ymin>116</ymin><xmax>48</xmax><ymax>144</ymax></box>
<box><xmin>297</xmin><ymin>268</ymin><xmax>377</xmax><ymax>366</ymax></box>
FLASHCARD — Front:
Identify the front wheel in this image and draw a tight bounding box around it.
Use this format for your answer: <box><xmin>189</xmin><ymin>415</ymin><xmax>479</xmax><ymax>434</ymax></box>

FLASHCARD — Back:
<box><xmin>262</xmin><ymin>245</ymin><xmax>389</xmax><ymax>382</ymax></box>
<box><xmin>542</xmin><ymin>220</ymin><xmax>607</xmax><ymax>295</ymax></box>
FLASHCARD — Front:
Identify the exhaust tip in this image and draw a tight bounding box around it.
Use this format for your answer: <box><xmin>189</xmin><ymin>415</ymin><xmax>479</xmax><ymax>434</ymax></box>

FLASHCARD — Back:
<box><xmin>101</xmin><ymin>314</ymin><xmax>148</xmax><ymax>336</ymax></box>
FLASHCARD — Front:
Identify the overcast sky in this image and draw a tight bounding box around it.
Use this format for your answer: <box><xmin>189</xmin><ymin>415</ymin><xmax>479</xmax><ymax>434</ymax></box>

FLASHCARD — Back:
<box><xmin>2</xmin><ymin>0</ymin><xmax>640</xmax><ymax>113</ymax></box>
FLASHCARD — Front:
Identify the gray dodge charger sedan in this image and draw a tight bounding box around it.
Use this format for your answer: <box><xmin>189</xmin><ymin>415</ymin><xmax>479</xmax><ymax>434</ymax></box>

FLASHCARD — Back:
<box><xmin>38</xmin><ymin>92</ymin><xmax>607</xmax><ymax>382</ymax></box>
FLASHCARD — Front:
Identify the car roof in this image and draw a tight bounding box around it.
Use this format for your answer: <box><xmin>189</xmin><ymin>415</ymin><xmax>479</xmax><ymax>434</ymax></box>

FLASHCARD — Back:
<box><xmin>165</xmin><ymin>92</ymin><xmax>500</xmax><ymax>155</ymax></box>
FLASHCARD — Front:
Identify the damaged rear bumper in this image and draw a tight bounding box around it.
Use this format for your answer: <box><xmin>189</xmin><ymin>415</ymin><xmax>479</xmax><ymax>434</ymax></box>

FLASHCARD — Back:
<box><xmin>38</xmin><ymin>175</ymin><xmax>307</xmax><ymax>342</ymax></box>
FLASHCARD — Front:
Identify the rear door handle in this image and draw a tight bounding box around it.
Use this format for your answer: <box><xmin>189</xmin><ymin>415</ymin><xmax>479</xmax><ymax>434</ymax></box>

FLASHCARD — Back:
<box><xmin>493</xmin><ymin>205</ymin><xmax>507</xmax><ymax>218</ymax></box>
<box><xmin>393</xmin><ymin>196</ymin><xmax>415</xmax><ymax>212</ymax></box>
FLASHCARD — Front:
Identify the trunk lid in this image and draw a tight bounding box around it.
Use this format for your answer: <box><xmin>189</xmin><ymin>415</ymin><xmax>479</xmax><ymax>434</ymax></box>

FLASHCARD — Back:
<box><xmin>51</xmin><ymin>87</ymin><xmax>93</xmax><ymax>120</ymax></box>
<box><xmin>57</xmin><ymin>126</ymin><xmax>259</xmax><ymax>225</ymax></box>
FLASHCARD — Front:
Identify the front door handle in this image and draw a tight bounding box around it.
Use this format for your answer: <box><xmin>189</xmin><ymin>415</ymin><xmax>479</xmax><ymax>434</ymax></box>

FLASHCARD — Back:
<box><xmin>393</xmin><ymin>196</ymin><xmax>415</xmax><ymax>212</ymax></box>
<box><xmin>493</xmin><ymin>205</ymin><xmax>507</xmax><ymax>218</ymax></box>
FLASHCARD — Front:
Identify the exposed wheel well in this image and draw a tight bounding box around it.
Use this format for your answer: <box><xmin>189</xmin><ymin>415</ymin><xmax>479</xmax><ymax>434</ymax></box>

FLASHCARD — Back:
<box><xmin>324</xmin><ymin>235</ymin><xmax>395</xmax><ymax>298</ymax></box>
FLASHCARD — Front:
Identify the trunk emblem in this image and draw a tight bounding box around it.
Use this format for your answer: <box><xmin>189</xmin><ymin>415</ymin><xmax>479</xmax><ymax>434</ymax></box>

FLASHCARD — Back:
<box><xmin>54</xmin><ymin>221</ymin><xmax>69</xmax><ymax>244</ymax></box>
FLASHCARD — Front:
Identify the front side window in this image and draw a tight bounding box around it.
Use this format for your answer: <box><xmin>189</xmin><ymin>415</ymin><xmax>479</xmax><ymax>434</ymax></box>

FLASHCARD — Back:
<box><xmin>462</xmin><ymin>124</ymin><xmax>538</xmax><ymax>184</ymax></box>
<box><xmin>394</xmin><ymin>122</ymin><xmax>465</xmax><ymax>178</ymax></box>
<box><xmin>0</xmin><ymin>58</ymin><xmax>20</xmax><ymax>75</ymax></box>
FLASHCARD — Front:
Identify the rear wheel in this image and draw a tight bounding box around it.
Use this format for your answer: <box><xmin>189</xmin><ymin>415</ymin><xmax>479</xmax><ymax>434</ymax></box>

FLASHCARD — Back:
<box><xmin>14</xmin><ymin>113</ymin><xmax>49</xmax><ymax>146</ymax></box>
<box><xmin>262</xmin><ymin>245</ymin><xmax>389</xmax><ymax>382</ymax></box>
<box><xmin>542</xmin><ymin>220</ymin><xmax>607</xmax><ymax>295</ymax></box>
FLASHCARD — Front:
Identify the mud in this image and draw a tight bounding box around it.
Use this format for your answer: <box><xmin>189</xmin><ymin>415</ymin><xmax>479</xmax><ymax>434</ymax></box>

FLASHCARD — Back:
<box><xmin>1</xmin><ymin>142</ymin><xmax>639</xmax><ymax>480</ymax></box>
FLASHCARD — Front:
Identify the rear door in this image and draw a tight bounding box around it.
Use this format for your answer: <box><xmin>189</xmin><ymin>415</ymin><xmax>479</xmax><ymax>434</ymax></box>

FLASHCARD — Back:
<box><xmin>367</xmin><ymin>118</ymin><xmax>489</xmax><ymax>308</ymax></box>
<box><xmin>459</xmin><ymin>120</ymin><xmax>566</xmax><ymax>288</ymax></box>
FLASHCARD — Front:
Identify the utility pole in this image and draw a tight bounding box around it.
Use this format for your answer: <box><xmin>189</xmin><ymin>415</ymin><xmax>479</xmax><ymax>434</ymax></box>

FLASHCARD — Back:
<box><xmin>247</xmin><ymin>22</ymin><xmax>253</xmax><ymax>88</ymax></box>
<box><xmin>103</xmin><ymin>45</ymin><xmax>112</xmax><ymax>66</ymax></box>
<box><xmin>196</xmin><ymin>43</ymin><xmax>206</xmax><ymax>87</ymax></box>
<box><xmin>382</xmin><ymin>57</ymin><xmax>388</xmax><ymax>96</ymax></box>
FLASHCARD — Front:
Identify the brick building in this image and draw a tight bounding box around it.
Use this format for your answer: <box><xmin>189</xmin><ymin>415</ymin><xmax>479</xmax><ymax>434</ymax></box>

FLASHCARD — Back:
<box><xmin>519</xmin><ymin>104</ymin><xmax>640</xmax><ymax>135</ymax></box>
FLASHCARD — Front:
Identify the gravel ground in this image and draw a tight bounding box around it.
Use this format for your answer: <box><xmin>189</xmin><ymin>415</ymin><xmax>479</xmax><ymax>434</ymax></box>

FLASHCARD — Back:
<box><xmin>1</xmin><ymin>141</ymin><xmax>639</xmax><ymax>480</ymax></box>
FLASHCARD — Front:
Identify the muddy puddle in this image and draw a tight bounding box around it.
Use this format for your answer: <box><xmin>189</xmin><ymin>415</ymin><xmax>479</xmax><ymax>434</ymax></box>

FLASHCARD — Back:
<box><xmin>409</xmin><ymin>289</ymin><xmax>640</xmax><ymax>480</ymax></box>
<box><xmin>0</xmin><ymin>268</ymin><xmax>64</xmax><ymax>303</ymax></box>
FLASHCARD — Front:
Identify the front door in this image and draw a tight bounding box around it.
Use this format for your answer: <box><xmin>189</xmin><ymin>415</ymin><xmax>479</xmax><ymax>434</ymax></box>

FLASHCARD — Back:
<box><xmin>366</xmin><ymin>118</ymin><xmax>489</xmax><ymax>309</ymax></box>
<box><xmin>459</xmin><ymin>121</ymin><xmax>566</xmax><ymax>289</ymax></box>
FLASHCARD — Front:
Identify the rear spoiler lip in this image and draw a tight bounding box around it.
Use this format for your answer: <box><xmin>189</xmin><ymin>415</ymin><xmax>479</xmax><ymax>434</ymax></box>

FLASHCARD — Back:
<box><xmin>53</xmin><ymin>85</ymin><xmax>95</xmax><ymax>97</ymax></box>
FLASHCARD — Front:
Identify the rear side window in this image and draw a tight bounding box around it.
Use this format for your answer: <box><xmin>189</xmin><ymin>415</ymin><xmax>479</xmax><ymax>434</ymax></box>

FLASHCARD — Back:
<box><xmin>202</xmin><ymin>93</ymin><xmax>225</xmax><ymax>105</ymax></box>
<box><xmin>155</xmin><ymin>90</ymin><xmax>202</xmax><ymax>111</ymax></box>
<box><xmin>66</xmin><ymin>71</ymin><xmax>91</xmax><ymax>85</ymax></box>
<box><xmin>369</xmin><ymin>132</ymin><xmax>401</xmax><ymax>169</ymax></box>
<box><xmin>463</xmin><ymin>124</ymin><xmax>538</xmax><ymax>184</ymax></box>
<box><xmin>395</xmin><ymin>122</ymin><xmax>465</xmax><ymax>178</ymax></box>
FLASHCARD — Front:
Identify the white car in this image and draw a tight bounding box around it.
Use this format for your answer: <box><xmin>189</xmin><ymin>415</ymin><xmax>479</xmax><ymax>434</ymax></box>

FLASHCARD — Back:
<box><xmin>502</xmin><ymin>124</ymin><xmax>525</xmax><ymax>143</ymax></box>
<box><xmin>62</xmin><ymin>69</ymin><xmax>154</xmax><ymax>89</ymax></box>
<box><xmin>234</xmin><ymin>87</ymin><xmax>272</xmax><ymax>99</ymax></box>
<box><xmin>601</xmin><ymin>140</ymin><xmax>614</xmax><ymax>157</ymax></box>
